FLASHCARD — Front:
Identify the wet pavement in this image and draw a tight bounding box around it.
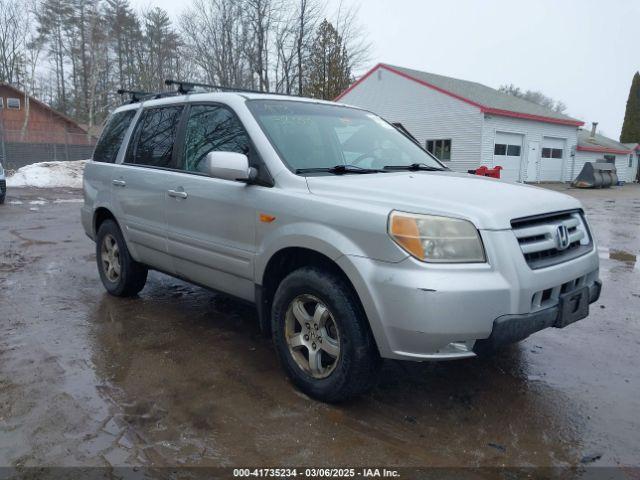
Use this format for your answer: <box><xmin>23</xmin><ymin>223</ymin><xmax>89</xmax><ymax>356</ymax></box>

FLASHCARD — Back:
<box><xmin>0</xmin><ymin>185</ymin><xmax>639</xmax><ymax>471</ymax></box>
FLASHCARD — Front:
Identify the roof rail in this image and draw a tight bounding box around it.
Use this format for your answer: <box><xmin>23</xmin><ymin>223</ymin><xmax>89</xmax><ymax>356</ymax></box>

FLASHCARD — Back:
<box><xmin>164</xmin><ymin>79</ymin><xmax>300</xmax><ymax>97</ymax></box>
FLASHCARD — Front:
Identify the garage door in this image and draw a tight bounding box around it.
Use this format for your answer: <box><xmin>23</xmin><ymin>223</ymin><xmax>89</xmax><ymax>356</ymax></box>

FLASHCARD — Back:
<box><xmin>540</xmin><ymin>137</ymin><xmax>565</xmax><ymax>181</ymax></box>
<box><xmin>494</xmin><ymin>132</ymin><xmax>523</xmax><ymax>182</ymax></box>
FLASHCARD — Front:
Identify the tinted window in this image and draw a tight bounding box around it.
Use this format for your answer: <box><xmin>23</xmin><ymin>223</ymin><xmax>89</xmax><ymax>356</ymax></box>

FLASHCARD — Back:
<box><xmin>93</xmin><ymin>110</ymin><xmax>136</xmax><ymax>163</ymax></box>
<box><xmin>494</xmin><ymin>144</ymin><xmax>507</xmax><ymax>155</ymax></box>
<box><xmin>181</xmin><ymin>105</ymin><xmax>250</xmax><ymax>173</ymax></box>
<box><xmin>127</xmin><ymin>106</ymin><xmax>183</xmax><ymax>167</ymax></box>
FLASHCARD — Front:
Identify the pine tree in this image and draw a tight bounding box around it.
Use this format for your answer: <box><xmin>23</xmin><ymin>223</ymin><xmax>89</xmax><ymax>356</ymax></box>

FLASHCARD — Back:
<box><xmin>305</xmin><ymin>19</ymin><xmax>351</xmax><ymax>100</ymax></box>
<box><xmin>620</xmin><ymin>72</ymin><xmax>640</xmax><ymax>143</ymax></box>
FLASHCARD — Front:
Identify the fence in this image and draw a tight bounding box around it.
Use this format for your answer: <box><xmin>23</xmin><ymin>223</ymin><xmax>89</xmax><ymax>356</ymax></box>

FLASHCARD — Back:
<box><xmin>0</xmin><ymin>129</ymin><xmax>97</xmax><ymax>171</ymax></box>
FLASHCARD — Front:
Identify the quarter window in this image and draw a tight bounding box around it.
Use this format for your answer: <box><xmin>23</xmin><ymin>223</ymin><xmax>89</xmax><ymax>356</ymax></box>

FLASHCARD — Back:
<box><xmin>181</xmin><ymin>105</ymin><xmax>250</xmax><ymax>173</ymax></box>
<box><xmin>93</xmin><ymin>110</ymin><xmax>136</xmax><ymax>163</ymax></box>
<box><xmin>127</xmin><ymin>106</ymin><xmax>183</xmax><ymax>168</ymax></box>
<box><xmin>541</xmin><ymin>148</ymin><xmax>563</xmax><ymax>159</ymax></box>
<box><xmin>426</xmin><ymin>139</ymin><xmax>451</xmax><ymax>160</ymax></box>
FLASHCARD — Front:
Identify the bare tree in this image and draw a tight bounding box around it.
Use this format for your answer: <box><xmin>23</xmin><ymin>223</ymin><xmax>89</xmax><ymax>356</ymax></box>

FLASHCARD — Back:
<box><xmin>499</xmin><ymin>84</ymin><xmax>568</xmax><ymax>114</ymax></box>
<box><xmin>332</xmin><ymin>0</ymin><xmax>370</xmax><ymax>76</ymax></box>
<box><xmin>180</xmin><ymin>0</ymin><xmax>249</xmax><ymax>88</ymax></box>
<box><xmin>0</xmin><ymin>0</ymin><xmax>30</xmax><ymax>84</ymax></box>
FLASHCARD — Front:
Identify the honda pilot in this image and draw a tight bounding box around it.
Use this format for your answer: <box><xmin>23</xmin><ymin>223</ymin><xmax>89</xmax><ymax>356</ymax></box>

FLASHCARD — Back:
<box><xmin>82</xmin><ymin>90</ymin><xmax>601</xmax><ymax>402</ymax></box>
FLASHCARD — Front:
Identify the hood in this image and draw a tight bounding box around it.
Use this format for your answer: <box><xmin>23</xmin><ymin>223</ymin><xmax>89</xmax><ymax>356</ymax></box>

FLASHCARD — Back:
<box><xmin>306</xmin><ymin>171</ymin><xmax>582</xmax><ymax>230</ymax></box>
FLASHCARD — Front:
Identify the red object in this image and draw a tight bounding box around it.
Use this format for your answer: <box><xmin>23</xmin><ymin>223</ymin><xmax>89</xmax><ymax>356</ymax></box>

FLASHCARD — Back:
<box><xmin>474</xmin><ymin>165</ymin><xmax>502</xmax><ymax>178</ymax></box>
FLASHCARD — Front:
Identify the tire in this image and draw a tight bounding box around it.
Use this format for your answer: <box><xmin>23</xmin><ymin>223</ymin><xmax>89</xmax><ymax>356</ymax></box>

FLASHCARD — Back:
<box><xmin>0</xmin><ymin>196</ymin><xmax>4</xmax><ymax>205</ymax></box>
<box><xmin>271</xmin><ymin>266</ymin><xmax>381</xmax><ymax>402</ymax></box>
<box><xmin>96</xmin><ymin>219</ymin><xmax>148</xmax><ymax>297</ymax></box>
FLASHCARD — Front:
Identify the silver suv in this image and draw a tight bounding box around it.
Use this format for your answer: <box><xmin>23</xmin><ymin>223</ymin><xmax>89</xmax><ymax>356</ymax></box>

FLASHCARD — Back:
<box><xmin>82</xmin><ymin>91</ymin><xmax>601</xmax><ymax>402</ymax></box>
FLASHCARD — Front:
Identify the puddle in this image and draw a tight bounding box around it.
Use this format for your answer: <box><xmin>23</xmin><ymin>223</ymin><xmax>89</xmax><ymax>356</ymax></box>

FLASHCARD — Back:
<box><xmin>609</xmin><ymin>250</ymin><xmax>637</xmax><ymax>263</ymax></box>
<box><xmin>599</xmin><ymin>247</ymin><xmax>638</xmax><ymax>269</ymax></box>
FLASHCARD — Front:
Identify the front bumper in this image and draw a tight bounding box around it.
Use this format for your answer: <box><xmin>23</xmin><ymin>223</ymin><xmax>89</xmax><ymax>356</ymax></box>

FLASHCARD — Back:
<box><xmin>339</xmin><ymin>229</ymin><xmax>601</xmax><ymax>361</ymax></box>
<box><xmin>473</xmin><ymin>280</ymin><xmax>601</xmax><ymax>354</ymax></box>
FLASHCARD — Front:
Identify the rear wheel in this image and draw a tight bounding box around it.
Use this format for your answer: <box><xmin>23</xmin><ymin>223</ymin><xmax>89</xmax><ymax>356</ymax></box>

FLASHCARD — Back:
<box><xmin>272</xmin><ymin>267</ymin><xmax>381</xmax><ymax>402</ymax></box>
<box><xmin>96</xmin><ymin>219</ymin><xmax>147</xmax><ymax>297</ymax></box>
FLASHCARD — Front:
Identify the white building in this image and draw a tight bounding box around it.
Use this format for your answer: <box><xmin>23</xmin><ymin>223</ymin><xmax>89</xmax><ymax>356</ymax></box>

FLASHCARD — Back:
<box><xmin>575</xmin><ymin>127</ymin><xmax>638</xmax><ymax>183</ymax></box>
<box><xmin>337</xmin><ymin>63</ymin><xmax>592</xmax><ymax>183</ymax></box>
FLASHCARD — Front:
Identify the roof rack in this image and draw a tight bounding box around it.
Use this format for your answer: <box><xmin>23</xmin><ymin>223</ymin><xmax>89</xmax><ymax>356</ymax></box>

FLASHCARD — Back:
<box><xmin>164</xmin><ymin>79</ymin><xmax>300</xmax><ymax>97</ymax></box>
<box><xmin>117</xmin><ymin>89</ymin><xmax>152</xmax><ymax>103</ymax></box>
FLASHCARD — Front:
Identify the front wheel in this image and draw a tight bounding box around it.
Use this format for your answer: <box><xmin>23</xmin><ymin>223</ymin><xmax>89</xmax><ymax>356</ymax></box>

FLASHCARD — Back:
<box><xmin>271</xmin><ymin>267</ymin><xmax>381</xmax><ymax>402</ymax></box>
<box><xmin>96</xmin><ymin>219</ymin><xmax>148</xmax><ymax>297</ymax></box>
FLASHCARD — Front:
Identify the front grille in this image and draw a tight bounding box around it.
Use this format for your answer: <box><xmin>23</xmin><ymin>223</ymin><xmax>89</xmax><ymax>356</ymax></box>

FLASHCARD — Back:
<box><xmin>511</xmin><ymin>210</ymin><xmax>592</xmax><ymax>269</ymax></box>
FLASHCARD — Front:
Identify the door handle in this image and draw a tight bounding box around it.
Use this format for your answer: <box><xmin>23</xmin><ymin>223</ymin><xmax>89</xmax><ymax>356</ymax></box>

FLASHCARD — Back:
<box><xmin>168</xmin><ymin>189</ymin><xmax>188</xmax><ymax>199</ymax></box>
<box><xmin>112</xmin><ymin>179</ymin><xmax>126</xmax><ymax>187</ymax></box>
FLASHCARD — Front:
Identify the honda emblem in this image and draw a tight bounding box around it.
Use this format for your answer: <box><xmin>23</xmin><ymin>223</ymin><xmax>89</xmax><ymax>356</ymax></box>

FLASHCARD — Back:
<box><xmin>556</xmin><ymin>224</ymin><xmax>570</xmax><ymax>250</ymax></box>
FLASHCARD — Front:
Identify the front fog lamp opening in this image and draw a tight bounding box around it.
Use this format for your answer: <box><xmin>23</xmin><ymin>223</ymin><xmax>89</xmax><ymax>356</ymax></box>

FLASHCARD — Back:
<box><xmin>388</xmin><ymin>211</ymin><xmax>486</xmax><ymax>263</ymax></box>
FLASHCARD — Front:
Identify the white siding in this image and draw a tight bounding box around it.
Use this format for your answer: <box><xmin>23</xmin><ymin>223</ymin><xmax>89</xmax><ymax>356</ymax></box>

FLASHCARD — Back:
<box><xmin>481</xmin><ymin>114</ymin><xmax>579</xmax><ymax>182</ymax></box>
<box><xmin>574</xmin><ymin>150</ymin><xmax>636</xmax><ymax>183</ymax></box>
<box><xmin>338</xmin><ymin>68</ymin><xmax>484</xmax><ymax>173</ymax></box>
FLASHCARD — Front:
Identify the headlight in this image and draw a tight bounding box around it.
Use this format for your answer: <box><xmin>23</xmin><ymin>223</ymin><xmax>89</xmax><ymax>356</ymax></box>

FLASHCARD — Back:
<box><xmin>388</xmin><ymin>211</ymin><xmax>485</xmax><ymax>263</ymax></box>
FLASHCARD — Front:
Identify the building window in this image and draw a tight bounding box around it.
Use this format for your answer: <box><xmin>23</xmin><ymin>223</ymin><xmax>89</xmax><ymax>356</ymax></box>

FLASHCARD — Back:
<box><xmin>507</xmin><ymin>145</ymin><xmax>521</xmax><ymax>156</ymax></box>
<box><xmin>603</xmin><ymin>154</ymin><xmax>615</xmax><ymax>164</ymax></box>
<box><xmin>630</xmin><ymin>154</ymin><xmax>634</xmax><ymax>168</ymax></box>
<box><xmin>541</xmin><ymin>147</ymin><xmax>563</xmax><ymax>159</ymax></box>
<box><xmin>426</xmin><ymin>139</ymin><xmax>451</xmax><ymax>160</ymax></box>
<box><xmin>6</xmin><ymin>97</ymin><xmax>20</xmax><ymax>110</ymax></box>
<box><xmin>0</xmin><ymin>98</ymin><xmax>3</xmax><ymax>109</ymax></box>
<box><xmin>494</xmin><ymin>143</ymin><xmax>521</xmax><ymax>156</ymax></box>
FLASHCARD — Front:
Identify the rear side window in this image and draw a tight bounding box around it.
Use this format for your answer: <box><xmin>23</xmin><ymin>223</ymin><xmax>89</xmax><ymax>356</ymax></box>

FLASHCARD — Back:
<box><xmin>93</xmin><ymin>110</ymin><xmax>136</xmax><ymax>163</ymax></box>
<box><xmin>127</xmin><ymin>106</ymin><xmax>183</xmax><ymax>168</ymax></box>
<box><xmin>181</xmin><ymin>105</ymin><xmax>250</xmax><ymax>173</ymax></box>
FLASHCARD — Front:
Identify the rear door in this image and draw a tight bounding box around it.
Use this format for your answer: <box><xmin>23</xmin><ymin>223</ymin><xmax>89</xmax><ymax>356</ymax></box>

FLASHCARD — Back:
<box><xmin>111</xmin><ymin>105</ymin><xmax>184</xmax><ymax>272</ymax></box>
<box><xmin>165</xmin><ymin>103</ymin><xmax>259</xmax><ymax>301</ymax></box>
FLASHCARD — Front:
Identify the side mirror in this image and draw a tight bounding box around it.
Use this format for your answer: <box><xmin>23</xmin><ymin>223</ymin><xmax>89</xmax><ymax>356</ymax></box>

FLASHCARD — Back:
<box><xmin>203</xmin><ymin>151</ymin><xmax>257</xmax><ymax>183</ymax></box>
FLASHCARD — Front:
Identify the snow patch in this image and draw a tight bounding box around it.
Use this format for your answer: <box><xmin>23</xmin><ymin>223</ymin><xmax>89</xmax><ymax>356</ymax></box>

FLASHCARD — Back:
<box><xmin>6</xmin><ymin>160</ymin><xmax>88</xmax><ymax>188</ymax></box>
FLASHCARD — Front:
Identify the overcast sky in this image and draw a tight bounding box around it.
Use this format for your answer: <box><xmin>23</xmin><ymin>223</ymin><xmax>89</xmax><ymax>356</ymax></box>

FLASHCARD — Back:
<box><xmin>131</xmin><ymin>0</ymin><xmax>639</xmax><ymax>139</ymax></box>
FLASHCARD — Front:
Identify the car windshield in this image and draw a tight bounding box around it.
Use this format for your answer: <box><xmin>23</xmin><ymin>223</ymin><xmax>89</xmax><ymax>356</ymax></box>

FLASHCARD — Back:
<box><xmin>246</xmin><ymin>100</ymin><xmax>444</xmax><ymax>174</ymax></box>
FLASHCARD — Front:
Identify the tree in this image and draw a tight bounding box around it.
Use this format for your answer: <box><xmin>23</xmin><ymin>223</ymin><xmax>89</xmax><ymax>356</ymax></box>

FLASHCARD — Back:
<box><xmin>499</xmin><ymin>84</ymin><xmax>567</xmax><ymax>114</ymax></box>
<box><xmin>620</xmin><ymin>72</ymin><xmax>640</xmax><ymax>143</ymax></box>
<box><xmin>0</xmin><ymin>0</ymin><xmax>30</xmax><ymax>85</ymax></box>
<box><xmin>305</xmin><ymin>19</ymin><xmax>350</xmax><ymax>100</ymax></box>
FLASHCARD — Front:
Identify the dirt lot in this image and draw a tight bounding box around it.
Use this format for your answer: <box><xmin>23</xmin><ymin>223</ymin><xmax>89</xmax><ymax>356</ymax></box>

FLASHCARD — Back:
<box><xmin>0</xmin><ymin>184</ymin><xmax>639</xmax><ymax>473</ymax></box>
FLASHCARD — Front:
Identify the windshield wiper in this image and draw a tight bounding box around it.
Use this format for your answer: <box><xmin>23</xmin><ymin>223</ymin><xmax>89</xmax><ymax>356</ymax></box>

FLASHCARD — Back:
<box><xmin>296</xmin><ymin>164</ymin><xmax>383</xmax><ymax>175</ymax></box>
<box><xmin>383</xmin><ymin>163</ymin><xmax>446</xmax><ymax>172</ymax></box>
